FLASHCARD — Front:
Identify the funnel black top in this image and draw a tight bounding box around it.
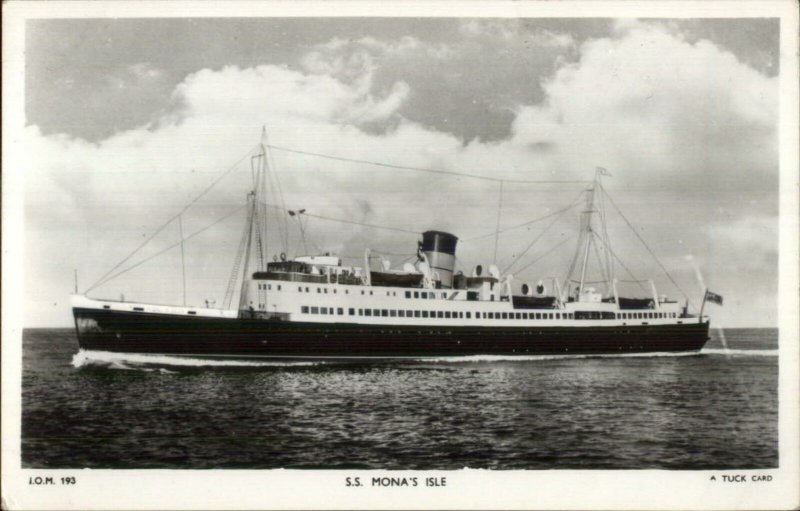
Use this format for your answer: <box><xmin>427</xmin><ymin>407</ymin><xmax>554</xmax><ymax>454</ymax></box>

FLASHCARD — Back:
<box><xmin>421</xmin><ymin>231</ymin><xmax>458</xmax><ymax>255</ymax></box>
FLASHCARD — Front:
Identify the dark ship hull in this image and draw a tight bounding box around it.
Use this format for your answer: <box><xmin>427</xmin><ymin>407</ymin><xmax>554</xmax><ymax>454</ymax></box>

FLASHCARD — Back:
<box><xmin>73</xmin><ymin>306</ymin><xmax>710</xmax><ymax>359</ymax></box>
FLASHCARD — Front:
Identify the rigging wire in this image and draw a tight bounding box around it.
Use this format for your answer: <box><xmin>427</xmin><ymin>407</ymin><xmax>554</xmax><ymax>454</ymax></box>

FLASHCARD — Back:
<box><xmin>511</xmin><ymin>236</ymin><xmax>576</xmax><ymax>277</ymax></box>
<box><xmin>598</xmin><ymin>180</ymin><xmax>615</xmax><ymax>284</ymax></box>
<box><xmin>460</xmin><ymin>196</ymin><xmax>584</xmax><ymax>243</ymax></box>
<box><xmin>85</xmin><ymin>139</ymin><xmax>610</xmax><ymax>296</ymax></box>
<box><xmin>590</xmin><ymin>230</ymin><xmax>611</xmax><ymax>294</ymax></box>
<box><xmin>259</xmin><ymin>201</ymin><xmax>421</xmax><ymax>235</ymax></box>
<box><xmin>492</xmin><ymin>181</ymin><xmax>503</xmax><ymax>264</ymax></box>
<box><xmin>265</xmin><ymin>143</ymin><xmax>591</xmax><ymax>185</ymax></box>
<box><xmin>501</xmin><ymin>192</ymin><xmax>585</xmax><ymax>275</ymax></box>
<box><xmin>590</xmin><ymin>230</ymin><xmax>648</xmax><ymax>294</ymax></box>
<box><xmin>600</xmin><ymin>184</ymin><xmax>689</xmax><ymax>300</ymax></box>
<box><xmin>85</xmin><ymin>144</ymin><xmax>259</xmax><ymax>293</ymax></box>
<box><xmin>90</xmin><ymin>204</ymin><xmax>248</xmax><ymax>292</ymax></box>
<box><xmin>263</xmin><ymin>132</ymin><xmax>290</xmax><ymax>254</ymax></box>
<box><xmin>224</xmin><ymin>200</ymin><xmax>255</xmax><ymax>309</ymax></box>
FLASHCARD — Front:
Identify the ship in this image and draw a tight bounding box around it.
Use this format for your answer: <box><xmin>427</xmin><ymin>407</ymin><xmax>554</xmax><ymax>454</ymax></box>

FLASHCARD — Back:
<box><xmin>70</xmin><ymin>136</ymin><xmax>715</xmax><ymax>359</ymax></box>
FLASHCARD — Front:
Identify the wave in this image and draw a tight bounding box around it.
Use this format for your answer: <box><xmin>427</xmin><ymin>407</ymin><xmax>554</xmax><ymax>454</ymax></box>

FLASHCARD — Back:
<box><xmin>418</xmin><ymin>348</ymin><xmax>778</xmax><ymax>363</ymax></box>
<box><xmin>700</xmin><ymin>348</ymin><xmax>778</xmax><ymax>357</ymax></box>
<box><xmin>71</xmin><ymin>350</ymin><xmax>322</xmax><ymax>370</ymax></box>
<box><xmin>417</xmin><ymin>352</ymin><xmax>701</xmax><ymax>363</ymax></box>
<box><xmin>71</xmin><ymin>346</ymin><xmax>778</xmax><ymax>371</ymax></box>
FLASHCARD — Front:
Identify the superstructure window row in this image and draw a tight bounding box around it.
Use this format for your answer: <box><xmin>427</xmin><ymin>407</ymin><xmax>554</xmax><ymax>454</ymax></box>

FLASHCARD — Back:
<box><xmin>299</xmin><ymin>307</ymin><xmax>679</xmax><ymax>320</ymax></box>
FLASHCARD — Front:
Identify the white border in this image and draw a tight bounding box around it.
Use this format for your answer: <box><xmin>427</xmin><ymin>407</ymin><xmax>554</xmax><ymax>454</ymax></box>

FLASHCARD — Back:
<box><xmin>2</xmin><ymin>2</ymin><xmax>798</xmax><ymax>510</ymax></box>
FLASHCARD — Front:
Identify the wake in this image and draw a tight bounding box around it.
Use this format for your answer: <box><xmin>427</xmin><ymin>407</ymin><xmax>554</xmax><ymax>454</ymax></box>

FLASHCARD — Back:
<box><xmin>71</xmin><ymin>350</ymin><xmax>322</xmax><ymax>370</ymax></box>
<box><xmin>72</xmin><ymin>346</ymin><xmax>778</xmax><ymax>371</ymax></box>
<box><xmin>419</xmin><ymin>348</ymin><xmax>777</xmax><ymax>363</ymax></box>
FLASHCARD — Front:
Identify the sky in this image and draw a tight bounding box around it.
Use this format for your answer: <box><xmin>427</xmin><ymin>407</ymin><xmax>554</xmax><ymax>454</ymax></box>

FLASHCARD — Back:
<box><xmin>21</xmin><ymin>17</ymin><xmax>780</xmax><ymax>328</ymax></box>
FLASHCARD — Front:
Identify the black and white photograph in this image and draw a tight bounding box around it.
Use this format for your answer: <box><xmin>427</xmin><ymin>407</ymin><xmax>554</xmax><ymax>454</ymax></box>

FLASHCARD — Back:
<box><xmin>2</xmin><ymin>1</ymin><xmax>798</xmax><ymax>509</ymax></box>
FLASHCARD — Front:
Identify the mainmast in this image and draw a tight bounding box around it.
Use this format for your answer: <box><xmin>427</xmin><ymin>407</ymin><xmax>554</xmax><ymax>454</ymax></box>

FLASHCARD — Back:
<box><xmin>570</xmin><ymin>167</ymin><xmax>613</xmax><ymax>300</ymax></box>
<box><xmin>577</xmin><ymin>179</ymin><xmax>597</xmax><ymax>297</ymax></box>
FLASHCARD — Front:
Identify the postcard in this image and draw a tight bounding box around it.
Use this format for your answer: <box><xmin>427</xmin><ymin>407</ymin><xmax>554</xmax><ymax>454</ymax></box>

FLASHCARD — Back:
<box><xmin>2</xmin><ymin>1</ymin><xmax>798</xmax><ymax>509</ymax></box>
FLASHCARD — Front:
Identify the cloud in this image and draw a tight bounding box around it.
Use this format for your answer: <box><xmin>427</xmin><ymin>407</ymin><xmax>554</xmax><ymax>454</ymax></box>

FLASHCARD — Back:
<box><xmin>298</xmin><ymin>24</ymin><xmax>579</xmax><ymax>142</ymax></box>
<box><xmin>23</xmin><ymin>21</ymin><xmax>778</xmax><ymax>327</ymax></box>
<box><xmin>507</xmin><ymin>21</ymin><xmax>777</xmax><ymax>191</ymax></box>
<box><xmin>460</xmin><ymin>19</ymin><xmax>575</xmax><ymax>48</ymax></box>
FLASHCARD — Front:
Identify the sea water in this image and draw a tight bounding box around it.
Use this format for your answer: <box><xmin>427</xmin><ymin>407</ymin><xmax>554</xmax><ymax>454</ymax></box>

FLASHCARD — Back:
<box><xmin>21</xmin><ymin>328</ymin><xmax>777</xmax><ymax>469</ymax></box>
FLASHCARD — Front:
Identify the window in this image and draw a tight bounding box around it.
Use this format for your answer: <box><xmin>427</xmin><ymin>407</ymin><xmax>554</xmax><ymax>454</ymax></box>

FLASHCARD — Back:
<box><xmin>321</xmin><ymin>308</ymin><xmax>328</xmax><ymax>315</ymax></box>
<box><xmin>311</xmin><ymin>307</ymin><xmax>319</xmax><ymax>314</ymax></box>
<box><xmin>515</xmin><ymin>313</ymin><xmax>521</xmax><ymax>319</ymax></box>
<box><xmin>407</xmin><ymin>310</ymin><xmax>413</xmax><ymax>317</ymax></box>
<box><xmin>348</xmin><ymin>308</ymin><xmax>355</xmax><ymax>316</ymax></box>
<box><xmin>333</xmin><ymin>289</ymin><xmax>337</xmax><ymax>294</ymax></box>
<box><xmin>502</xmin><ymin>312</ymin><xmax>508</xmax><ymax>319</ymax></box>
<box><xmin>381</xmin><ymin>309</ymin><xmax>388</xmax><ymax>317</ymax></box>
<box><xmin>373</xmin><ymin>309</ymin><xmax>380</xmax><ymax>316</ymax></box>
<box><xmin>421</xmin><ymin>292</ymin><xmax>428</xmax><ymax>299</ymax></box>
<box><xmin>268</xmin><ymin>284</ymin><xmax>272</xmax><ymax>290</ymax></box>
<box><xmin>302</xmin><ymin>306</ymin><xmax>309</xmax><ymax>313</ymax></box>
<box><xmin>361</xmin><ymin>290</ymin><xmax>365</xmax><ymax>295</ymax></box>
<box><xmin>414</xmin><ymin>291</ymin><xmax>419</xmax><ymax>298</ymax></box>
<box><xmin>298</xmin><ymin>287</ymin><xmax>303</xmax><ymax>292</ymax></box>
<box><xmin>476</xmin><ymin>312</ymin><xmax>481</xmax><ymax>319</ymax></box>
<box><xmin>390</xmin><ymin>310</ymin><xmax>397</xmax><ymax>317</ymax></box>
<box><xmin>277</xmin><ymin>285</ymin><xmax>282</xmax><ymax>291</ymax></box>
<box><xmin>437</xmin><ymin>311</ymin><xmax>444</xmax><ymax>318</ymax></box>
<box><xmin>398</xmin><ymin>310</ymin><xmax>404</xmax><ymax>317</ymax></box>
<box><xmin>188</xmin><ymin>311</ymin><xmax>197</xmax><ymax>315</ymax></box>
<box><xmin>337</xmin><ymin>308</ymin><xmax>343</xmax><ymax>315</ymax></box>
<box><xmin>405</xmin><ymin>291</ymin><xmax>411</xmax><ymax>298</ymax></box>
<box><xmin>317</xmin><ymin>288</ymin><xmax>321</xmax><ymax>293</ymax></box>
<box><xmin>370</xmin><ymin>291</ymin><xmax>373</xmax><ymax>296</ymax></box>
<box><xmin>365</xmin><ymin>309</ymin><xmax>372</xmax><ymax>317</ymax></box>
<box><xmin>487</xmin><ymin>312</ymin><xmax>493</xmax><ymax>319</ymax></box>
<box><xmin>305</xmin><ymin>287</ymin><xmax>310</xmax><ymax>292</ymax></box>
<box><xmin>414</xmin><ymin>310</ymin><xmax>421</xmax><ymax>318</ymax></box>
<box><xmin>324</xmin><ymin>288</ymin><xmax>328</xmax><ymax>294</ymax></box>
<box><xmin>466</xmin><ymin>312</ymin><xmax>471</xmax><ymax>319</ymax></box>
<box><xmin>422</xmin><ymin>311</ymin><xmax>429</xmax><ymax>318</ymax></box>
